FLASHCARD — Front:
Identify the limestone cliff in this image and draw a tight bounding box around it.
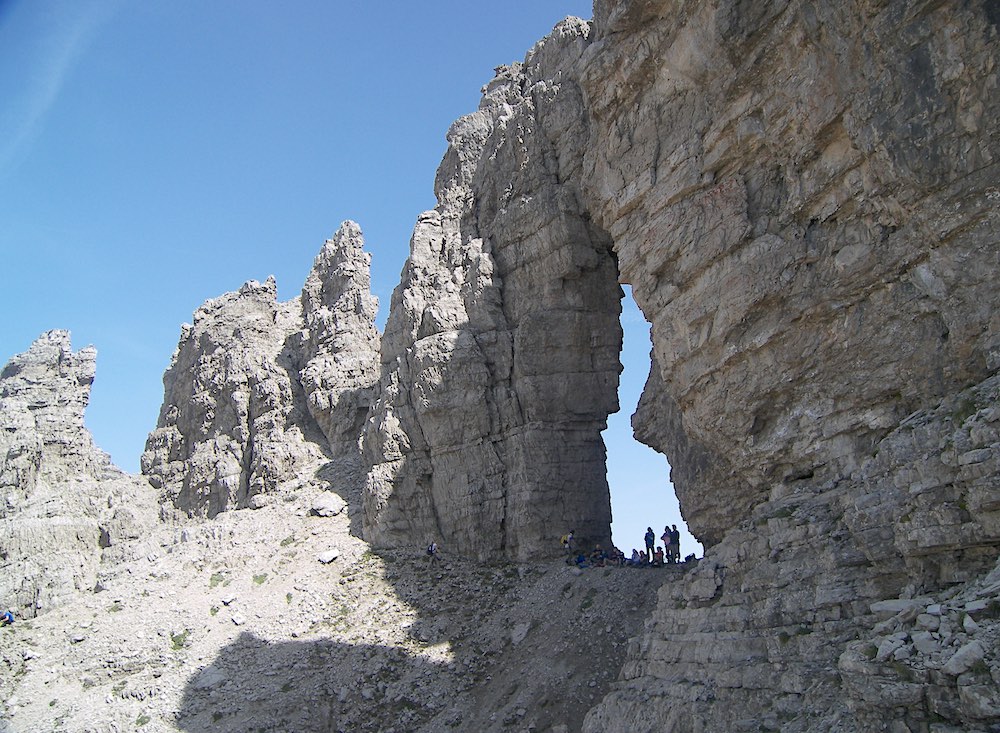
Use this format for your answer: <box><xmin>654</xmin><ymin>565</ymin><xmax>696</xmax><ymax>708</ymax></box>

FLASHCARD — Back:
<box><xmin>141</xmin><ymin>223</ymin><xmax>379</xmax><ymax>518</ymax></box>
<box><xmin>0</xmin><ymin>331</ymin><xmax>156</xmax><ymax>617</ymax></box>
<box><xmin>359</xmin><ymin>0</ymin><xmax>1000</xmax><ymax>728</ymax></box>
<box><xmin>576</xmin><ymin>1</ymin><xmax>1000</xmax><ymax>729</ymax></box>
<box><xmin>298</xmin><ymin>221</ymin><xmax>380</xmax><ymax>458</ymax></box>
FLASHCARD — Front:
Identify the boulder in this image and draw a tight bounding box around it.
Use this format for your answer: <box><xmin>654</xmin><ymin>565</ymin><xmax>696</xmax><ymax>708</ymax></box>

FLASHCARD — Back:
<box><xmin>311</xmin><ymin>493</ymin><xmax>347</xmax><ymax>518</ymax></box>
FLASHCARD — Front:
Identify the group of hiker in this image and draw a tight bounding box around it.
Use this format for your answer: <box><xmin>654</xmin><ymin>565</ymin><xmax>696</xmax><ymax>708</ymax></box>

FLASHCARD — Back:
<box><xmin>424</xmin><ymin>523</ymin><xmax>688</xmax><ymax>570</ymax></box>
<box><xmin>560</xmin><ymin>525</ymin><xmax>686</xmax><ymax>569</ymax></box>
<box><xmin>646</xmin><ymin>525</ymin><xmax>682</xmax><ymax>564</ymax></box>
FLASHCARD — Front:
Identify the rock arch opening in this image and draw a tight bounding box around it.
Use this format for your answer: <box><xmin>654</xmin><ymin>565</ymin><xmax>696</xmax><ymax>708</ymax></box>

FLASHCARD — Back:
<box><xmin>605</xmin><ymin>285</ymin><xmax>703</xmax><ymax>560</ymax></box>
<box><xmin>358</xmin><ymin>21</ymin><xmax>705</xmax><ymax>562</ymax></box>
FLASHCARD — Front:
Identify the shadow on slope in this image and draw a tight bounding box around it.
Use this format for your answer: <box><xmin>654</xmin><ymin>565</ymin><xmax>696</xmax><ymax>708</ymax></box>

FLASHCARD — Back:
<box><xmin>176</xmin><ymin>552</ymin><xmax>676</xmax><ymax>733</ymax></box>
<box><xmin>177</xmin><ymin>632</ymin><xmax>450</xmax><ymax>733</ymax></box>
<box><xmin>314</xmin><ymin>456</ymin><xmax>365</xmax><ymax>538</ymax></box>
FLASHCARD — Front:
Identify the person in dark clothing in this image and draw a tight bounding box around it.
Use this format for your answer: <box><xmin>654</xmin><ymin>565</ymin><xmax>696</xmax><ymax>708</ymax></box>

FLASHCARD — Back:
<box><xmin>661</xmin><ymin>526</ymin><xmax>672</xmax><ymax>562</ymax></box>
<box><xmin>426</xmin><ymin>541</ymin><xmax>440</xmax><ymax>568</ymax></box>
<box><xmin>669</xmin><ymin>525</ymin><xmax>681</xmax><ymax>563</ymax></box>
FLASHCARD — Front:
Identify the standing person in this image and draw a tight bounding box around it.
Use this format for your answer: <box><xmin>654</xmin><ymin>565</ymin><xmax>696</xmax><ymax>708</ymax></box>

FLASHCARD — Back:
<box><xmin>426</xmin><ymin>541</ymin><xmax>440</xmax><ymax>568</ymax></box>
<box><xmin>644</xmin><ymin>527</ymin><xmax>655</xmax><ymax>559</ymax></box>
<box><xmin>560</xmin><ymin>530</ymin><xmax>575</xmax><ymax>556</ymax></box>
<box><xmin>669</xmin><ymin>525</ymin><xmax>681</xmax><ymax>563</ymax></box>
<box><xmin>661</xmin><ymin>525</ymin><xmax>672</xmax><ymax>563</ymax></box>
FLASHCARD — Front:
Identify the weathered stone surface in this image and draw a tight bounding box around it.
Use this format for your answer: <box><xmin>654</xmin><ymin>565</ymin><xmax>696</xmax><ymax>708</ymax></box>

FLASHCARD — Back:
<box><xmin>297</xmin><ymin>221</ymin><xmax>380</xmax><ymax>457</ymax></box>
<box><xmin>362</xmin><ymin>18</ymin><xmax>619</xmax><ymax>562</ymax></box>
<box><xmin>576</xmin><ymin>1</ymin><xmax>1000</xmax><ymax>730</ymax></box>
<box><xmin>311</xmin><ymin>492</ymin><xmax>346</xmax><ymax>518</ymax></box>
<box><xmin>7</xmin><ymin>1</ymin><xmax>999</xmax><ymax>729</ymax></box>
<box><xmin>141</xmin><ymin>277</ymin><xmax>324</xmax><ymax>517</ymax></box>
<box><xmin>142</xmin><ymin>224</ymin><xmax>380</xmax><ymax>518</ymax></box>
<box><xmin>581</xmin><ymin>0</ymin><xmax>1000</xmax><ymax>546</ymax></box>
<box><xmin>0</xmin><ymin>331</ymin><xmax>156</xmax><ymax>617</ymax></box>
<box><xmin>353</xmin><ymin>1</ymin><xmax>1000</xmax><ymax>729</ymax></box>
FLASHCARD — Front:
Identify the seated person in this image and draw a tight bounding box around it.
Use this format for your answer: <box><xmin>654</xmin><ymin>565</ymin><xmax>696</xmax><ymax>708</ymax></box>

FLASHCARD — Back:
<box><xmin>653</xmin><ymin>547</ymin><xmax>665</xmax><ymax>566</ymax></box>
<box><xmin>589</xmin><ymin>545</ymin><xmax>607</xmax><ymax>567</ymax></box>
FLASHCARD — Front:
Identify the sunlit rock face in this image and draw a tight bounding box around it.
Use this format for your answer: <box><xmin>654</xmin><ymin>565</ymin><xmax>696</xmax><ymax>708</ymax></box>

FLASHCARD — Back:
<box><xmin>141</xmin><ymin>277</ymin><xmax>313</xmax><ymax>517</ymax></box>
<box><xmin>582</xmin><ymin>0</ymin><xmax>1000</xmax><ymax>552</ymax></box>
<box><xmin>298</xmin><ymin>221</ymin><xmax>381</xmax><ymax>459</ymax></box>
<box><xmin>362</xmin><ymin>0</ymin><xmax>1000</xmax><ymax>727</ymax></box>
<box><xmin>142</xmin><ymin>224</ymin><xmax>380</xmax><ymax>518</ymax></box>
<box><xmin>0</xmin><ymin>331</ymin><xmax>156</xmax><ymax>617</ymax></box>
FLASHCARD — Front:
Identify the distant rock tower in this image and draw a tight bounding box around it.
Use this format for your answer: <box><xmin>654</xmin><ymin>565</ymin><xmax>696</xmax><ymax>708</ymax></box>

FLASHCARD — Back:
<box><xmin>141</xmin><ymin>223</ymin><xmax>380</xmax><ymax>518</ymax></box>
<box><xmin>0</xmin><ymin>331</ymin><xmax>156</xmax><ymax>617</ymax></box>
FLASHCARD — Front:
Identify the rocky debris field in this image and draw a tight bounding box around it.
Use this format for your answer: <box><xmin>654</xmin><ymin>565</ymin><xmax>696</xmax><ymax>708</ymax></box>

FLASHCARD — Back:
<box><xmin>0</xmin><ymin>485</ymin><xmax>680</xmax><ymax>733</ymax></box>
<box><xmin>840</xmin><ymin>564</ymin><xmax>1000</xmax><ymax>727</ymax></box>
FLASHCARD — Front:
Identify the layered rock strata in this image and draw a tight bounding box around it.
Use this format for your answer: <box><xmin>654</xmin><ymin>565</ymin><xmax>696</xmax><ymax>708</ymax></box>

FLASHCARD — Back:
<box><xmin>0</xmin><ymin>331</ymin><xmax>156</xmax><ymax>617</ymax></box>
<box><xmin>362</xmin><ymin>19</ymin><xmax>621</xmax><ymax>561</ymax></box>
<box><xmin>142</xmin><ymin>224</ymin><xmax>379</xmax><ymax>518</ymax></box>
<box><xmin>574</xmin><ymin>0</ymin><xmax>1000</xmax><ymax>729</ymax></box>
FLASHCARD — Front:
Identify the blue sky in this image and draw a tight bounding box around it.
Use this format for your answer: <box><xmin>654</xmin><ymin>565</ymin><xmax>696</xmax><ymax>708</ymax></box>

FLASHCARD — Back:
<box><xmin>0</xmin><ymin>0</ymin><xmax>701</xmax><ymax>557</ymax></box>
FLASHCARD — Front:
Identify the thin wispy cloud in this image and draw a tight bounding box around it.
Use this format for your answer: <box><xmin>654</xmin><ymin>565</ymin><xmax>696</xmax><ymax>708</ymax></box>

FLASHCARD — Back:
<box><xmin>0</xmin><ymin>1</ymin><xmax>118</xmax><ymax>178</ymax></box>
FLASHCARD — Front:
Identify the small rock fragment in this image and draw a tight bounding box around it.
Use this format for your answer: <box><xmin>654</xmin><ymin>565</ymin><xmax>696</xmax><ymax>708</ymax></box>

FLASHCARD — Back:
<box><xmin>942</xmin><ymin>640</ymin><xmax>985</xmax><ymax>676</ymax></box>
<box><xmin>318</xmin><ymin>550</ymin><xmax>340</xmax><ymax>564</ymax></box>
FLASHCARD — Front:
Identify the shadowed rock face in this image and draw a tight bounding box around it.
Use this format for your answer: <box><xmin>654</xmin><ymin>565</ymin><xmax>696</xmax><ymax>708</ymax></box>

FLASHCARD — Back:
<box><xmin>0</xmin><ymin>331</ymin><xmax>156</xmax><ymax>617</ymax></box>
<box><xmin>362</xmin><ymin>19</ymin><xmax>621</xmax><ymax>562</ymax></box>
<box><xmin>141</xmin><ymin>224</ymin><xmax>380</xmax><ymax>518</ymax></box>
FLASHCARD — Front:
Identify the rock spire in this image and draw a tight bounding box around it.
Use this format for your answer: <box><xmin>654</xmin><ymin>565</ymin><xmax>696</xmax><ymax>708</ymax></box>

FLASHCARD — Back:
<box><xmin>0</xmin><ymin>331</ymin><xmax>156</xmax><ymax>617</ymax></box>
<box><xmin>141</xmin><ymin>223</ymin><xmax>380</xmax><ymax>519</ymax></box>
